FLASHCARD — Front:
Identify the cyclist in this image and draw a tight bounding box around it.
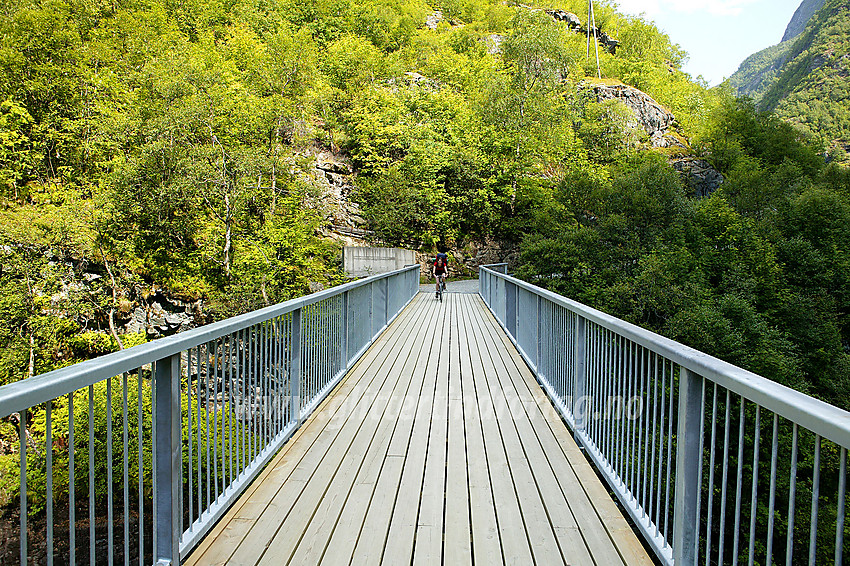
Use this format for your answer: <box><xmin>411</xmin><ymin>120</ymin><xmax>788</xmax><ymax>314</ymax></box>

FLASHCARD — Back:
<box><xmin>432</xmin><ymin>252</ymin><xmax>449</xmax><ymax>297</ymax></box>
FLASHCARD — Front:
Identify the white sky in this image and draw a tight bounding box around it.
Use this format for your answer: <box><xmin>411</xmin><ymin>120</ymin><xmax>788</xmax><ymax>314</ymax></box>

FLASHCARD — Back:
<box><xmin>610</xmin><ymin>0</ymin><xmax>804</xmax><ymax>85</ymax></box>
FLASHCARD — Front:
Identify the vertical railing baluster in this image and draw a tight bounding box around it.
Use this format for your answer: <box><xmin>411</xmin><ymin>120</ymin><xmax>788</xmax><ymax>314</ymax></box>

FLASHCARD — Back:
<box><xmin>228</xmin><ymin>333</ymin><xmax>234</xmax><ymax>485</ymax></box>
<box><xmin>628</xmin><ymin>341</ymin><xmax>636</xmax><ymax>493</ymax></box>
<box><xmin>152</xmin><ymin>361</ymin><xmax>157</xmax><ymax>560</ymax></box>
<box><xmin>240</xmin><ymin>330</ymin><xmax>246</xmax><ymax>474</ymax></box>
<box><xmin>748</xmin><ymin>406</ymin><xmax>761</xmax><ymax>566</ymax></box>
<box><xmin>245</xmin><ymin>329</ymin><xmax>251</xmax><ymax>465</ymax></box>
<box><xmin>205</xmin><ymin>342</ymin><xmax>211</xmax><ymax>509</ymax></box>
<box><xmin>808</xmin><ymin>435</ymin><xmax>821</xmax><ymax>565</ymax></box>
<box><xmin>19</xmin><ymin>408</ymin><xmax>26</xmax><ymax>565</ymax></box>
<box><xmin>257</xmin><ymin>322</ymin><xmax>269</xmax><ymax>453</ymax></box>
<box><xmin>719</xmin><ymin>389</ymin><xmax>732</xmax><ymax>563</ymax></box>
<box><xmin>649</xmin><ymin>353</ymin><xmax>659</xmax><ymax>529</ymax></box>
<box><xmin>188</xmin><ymin>349</ymin><xmax>194</xmax><ymax>529</ymax></box>
<box><xmin>70</xmin><ymin>390</ymin><xmax>76</xmax><ymax>566</ymax></box>
<box><xmin>767</xmin><ymin>413</ymin><xmax>779</xmax><ymax>566</ymax></box>
<box><xmin>637</xmin><ymin>347</ymin><xmax>645</xmax><ymax>513</ymax></box>
<box><xmin>733</xmin><ymin>398</ymin><xmax>746</xmax><ymax>566</ymax></box>
<box><xmin>786</xmin><ymin>423</ymin><xmax>799</xmax><ymax>566</ymax></box>
<box><xmin>108</xmin><ymin>376</ymin><xmax>114</xmax><ymax>566</ymax></box>
<box><xmin>137</xmin><ymin>370</ymin><xmax>143</xmax><ymax>566</ymax></box>
<box><xmin>837</xmin><ymin>447</ymin><xmax>846</xmax><ymax>566</ymax></box>
<box><xmin>123</xmin><ymin>373</ymin><xmax>129</xmax><ymax>566</ymax></box>
<box><xmin>664</xmin><ymin>361</ymin><xmax>674</xmax><ymax>543</ymax></box>
<box><xmin>276</xmin><ymin>317</ymin><xmax>283</xmax><ymax>436</ymax></box>
<box><xmin>47</xmin><ymin>400</ymin><xmax>53</xmax><ymax>566</ymax></box>
<box><xmin>672</xmin><ymin>367</ymin><xmax>703</xmax><ymax>566</ymax></box>
<box><xmin>706</xmin><ymin>383</ymin><xmax>718</xmax><ymax>564</ymax></box>
<box><xmin>291</xmin><ymin>308</ymin><xmax>302</xmax><ymax>427</ymax></box>
<box><xmin>88</xmin><ymin>384</ymin><xmax>95</xmax><ymax>565</ymax></box>
<box><xmin>694</xmin><ymin>373</ymin><xmax>706</xmax><ymax>565</ymax></box>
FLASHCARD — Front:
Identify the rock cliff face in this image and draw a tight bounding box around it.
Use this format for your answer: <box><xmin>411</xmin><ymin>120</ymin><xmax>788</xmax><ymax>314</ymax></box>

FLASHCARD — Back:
<box><xmin>34</xmin><ymin>248</ymin><xmax>207</xmax><ymax>339</ymax></box>
<box><xmin>425</xmin><ymin>10</ymin><xmax>443</xmax><ymax>30</ymax></box>
<box><xmin>296</xmin><ymin>143</ymin><xmax>373</xmax><ymax>246</ymax></box>
<box><xmin>782</xmin><ymin>0</ymin><xmax>827</xmax><ymax>42</ymax></box>
<box><xmin>590</xmin><ymin>83</ymin><xmax>676</xmax><ymax>147</ymax></box>
<box><xmin>670</xmin><ymin>158</ymin><xmax>725</xmax><ymax>198</ymax></box>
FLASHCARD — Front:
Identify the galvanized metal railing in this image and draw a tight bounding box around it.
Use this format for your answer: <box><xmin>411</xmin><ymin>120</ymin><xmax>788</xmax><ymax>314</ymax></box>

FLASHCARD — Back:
<box><xmin>479</xmin><ymin>265</ymin><xmax>850</xmax><ymax>566</ymax></box>
<box><xmin>0</xmin><ymin>265</ymin><xmax>420</xmax><ymax>565</ymax></box>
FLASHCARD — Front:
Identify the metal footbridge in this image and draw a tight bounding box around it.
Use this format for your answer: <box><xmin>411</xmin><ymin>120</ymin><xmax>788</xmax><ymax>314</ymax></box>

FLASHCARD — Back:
<box><xmin>1</xmin><ymin>265</ymin><xmax>849</xmax><ymax>565</ymax></box>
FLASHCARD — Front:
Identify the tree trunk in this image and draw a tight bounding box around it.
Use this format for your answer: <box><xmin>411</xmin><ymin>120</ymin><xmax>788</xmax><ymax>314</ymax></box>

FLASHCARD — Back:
<box><xmin>28</xmin><ymin>334</ymin><xmax>34</xmax><ymax>379</ymax></box>
<box><xmin>223</xmin><ymin>192</ymin><xmax>233</xmax><ymax>278</ymax></box>
<box><xmin>109</xmin><ymin>309</ymin><xmax>124</xmax><ymax>350</ymax></box>
<box><xmin>270</xmin><ymin>163</ymin><xmax>277</xmax><ymax>215</ymax></box>
<box><xmin>100</xmin><ymin>248</ymin><xmax>125</xmax><ymax>350</ymax></box>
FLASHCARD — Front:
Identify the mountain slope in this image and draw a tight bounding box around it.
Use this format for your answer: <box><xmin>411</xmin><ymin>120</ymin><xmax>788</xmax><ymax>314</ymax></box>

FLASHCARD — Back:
<box><xmin>729</xmin><ymin>0</ymin><xmax>850</xmax><ymax>159</ymax></box>
<box><xmin>727</xmin><ymin>40</ymin><xmax>795</xmax><ymax>102</ymax></box>
<box><xmin>782</xmin><ymin>0</ymin><xmax>827</xmax><ymax>41</ymax></box>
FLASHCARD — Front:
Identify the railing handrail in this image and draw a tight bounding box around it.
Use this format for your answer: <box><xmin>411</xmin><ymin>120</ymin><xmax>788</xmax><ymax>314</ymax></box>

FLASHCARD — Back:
<box><xmin>0</xmin><ymin>265</ymin><xmax>420</xmax><ymax>420</ymax></box>
<box><xmin>478</xmin><ymin>266</ymin><xmax>850</xmax><ymax>451</ymax></box>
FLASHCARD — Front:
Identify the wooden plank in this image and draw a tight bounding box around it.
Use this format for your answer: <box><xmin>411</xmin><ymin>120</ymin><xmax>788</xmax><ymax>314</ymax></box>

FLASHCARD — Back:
<box><xmin>411</xmin><ymin>295</ymin><xmax>451</xmax><ymax>565</ymax></box>
<box><xmin>190</xmin><ymin>293</ymin><xmax>655</xmax><ymax>566</ymax></box>
<box><xmin>443</xmin><ymin>295</ymin><xmax>472</xmax><ymax>565</ymax></box>
<box><xmin>461</xmin><ymin>295</ymin><xmax>535</xmax><ymax>565</ymax></box>
<box><xmin>468</xmin><ymin>296</ymin><xmax>602</xmax><ymax>566</ymax></box>
<box><xmin>455</xmin><ymin>296</ymin><xmax>503</xmax><ymax>565</ymax></box>
<box><xmin>287</xmin><ymin>296</ymin><xmax>444</xmax><ymax>565</ymax></box>
<box><xmin>185</xmin><ymin>298</ymin><xmax>427</xmax><ymax>565</ymax></box>
<box><xmin>378</xmin><ymin>296</ymin><xmax>446</xmax><ymax>564</ymax></box>
<box><xmin>347</xmin><ymin>297</ymin><xmax>448</xmax><ymax>563</ymax></box>
<box><xmin>252</xmin><ymin>297</ymin><xmax>441</xmax><ymax>564</ymax></box>
<box><xmin>478</xmin><ymin>296</ymin><xmax>653</xmax><ymax>566</ymax></box>
<box><xmin>208</xmin><ymin>297</ymin><xmax>431</xmax><ymax>565</ymax></box>
<box><xmin>464</xmin><ymin>295</ymin><xmax>564</xmax><ymax>565</ymax></box>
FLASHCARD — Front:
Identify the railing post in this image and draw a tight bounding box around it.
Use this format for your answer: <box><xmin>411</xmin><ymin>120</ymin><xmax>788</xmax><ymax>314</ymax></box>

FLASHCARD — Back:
<box><xmin>383</xmin><ymin>277</ymin><xmax>389</xmax><ymax>325</ymax></box>
<box><xmin>369</xmin><ymin>281</ymin><xmax>375</xmax><ymax>338</ymax></box>
<box><xmin>290</xmin><ymin>308</ymin><xmax>302</xmax><ymax>427</ymax></box>
<box><xmin>673</xmin><ymin>367</ymin><xmax>703</xmax><ymax>566</ymax></box>
<box><xmin>506</xmin><ymin>282</ymin><xmax>517</xmax><ymax>338</ymax></box>
<box><xmin>341</xmin><ymin>292</ymin><xmax>349</xmax><ymax>371</ymax></box>
<box><xmin>536</xmin><ymin>295</ymin><xmax>542</xmax><ymax>375</ymax></box>
<box><xmin>154</xmin><ymin>353</ymin><xmax>181</xmax><ymax>565</ymax></box>
<box><xmin>573</xmin><ymin>316</ymin><xmax>587</xmax><ymax>438</ymax></box>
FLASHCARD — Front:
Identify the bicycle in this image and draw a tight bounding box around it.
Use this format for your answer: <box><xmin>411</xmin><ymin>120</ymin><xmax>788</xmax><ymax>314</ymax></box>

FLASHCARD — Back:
<box><xmin>435</xmin><ymin>274</ymin><xmax>446</xmax><ymax>302</ymax></box>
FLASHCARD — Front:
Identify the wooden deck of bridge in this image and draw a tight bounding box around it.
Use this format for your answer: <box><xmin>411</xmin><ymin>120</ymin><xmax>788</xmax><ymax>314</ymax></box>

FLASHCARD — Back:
<box><xmin>185</xmin><ymin>292</ymin><xmax>654</xmax><ymax>566</ymax></box>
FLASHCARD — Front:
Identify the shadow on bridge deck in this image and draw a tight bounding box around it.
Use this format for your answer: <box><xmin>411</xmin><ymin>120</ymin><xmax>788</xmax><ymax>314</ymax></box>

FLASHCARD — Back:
<box><xmin>185</xmin><ymin>293</ymin><xmax>653</xmax><ymax>565</ymax></box>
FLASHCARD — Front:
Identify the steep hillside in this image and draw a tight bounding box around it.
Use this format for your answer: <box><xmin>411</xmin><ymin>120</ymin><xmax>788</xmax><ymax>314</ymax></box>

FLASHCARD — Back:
<box><xmin>729</xmin><ymin>0</ymin><xmax>850</xmax><ymax>159</ymax></box>
<box><xmin>782</xmin><ymin>0</ymin><xmax>827</xmax><ymax>41</ymax></box>
<box><xmin>727</xmin><ymin>40</ymin><xmax>794</xmax><ymax>102</ymax></box>
<box><xmin>727</xmin><ymin>0</ymin><xmax>826</xmax><ymax>101</ymax></box>
<box><xmin>764</xmin><ymin>0</ymin><xmax>850</xmax><ymax>157</ymax></box>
